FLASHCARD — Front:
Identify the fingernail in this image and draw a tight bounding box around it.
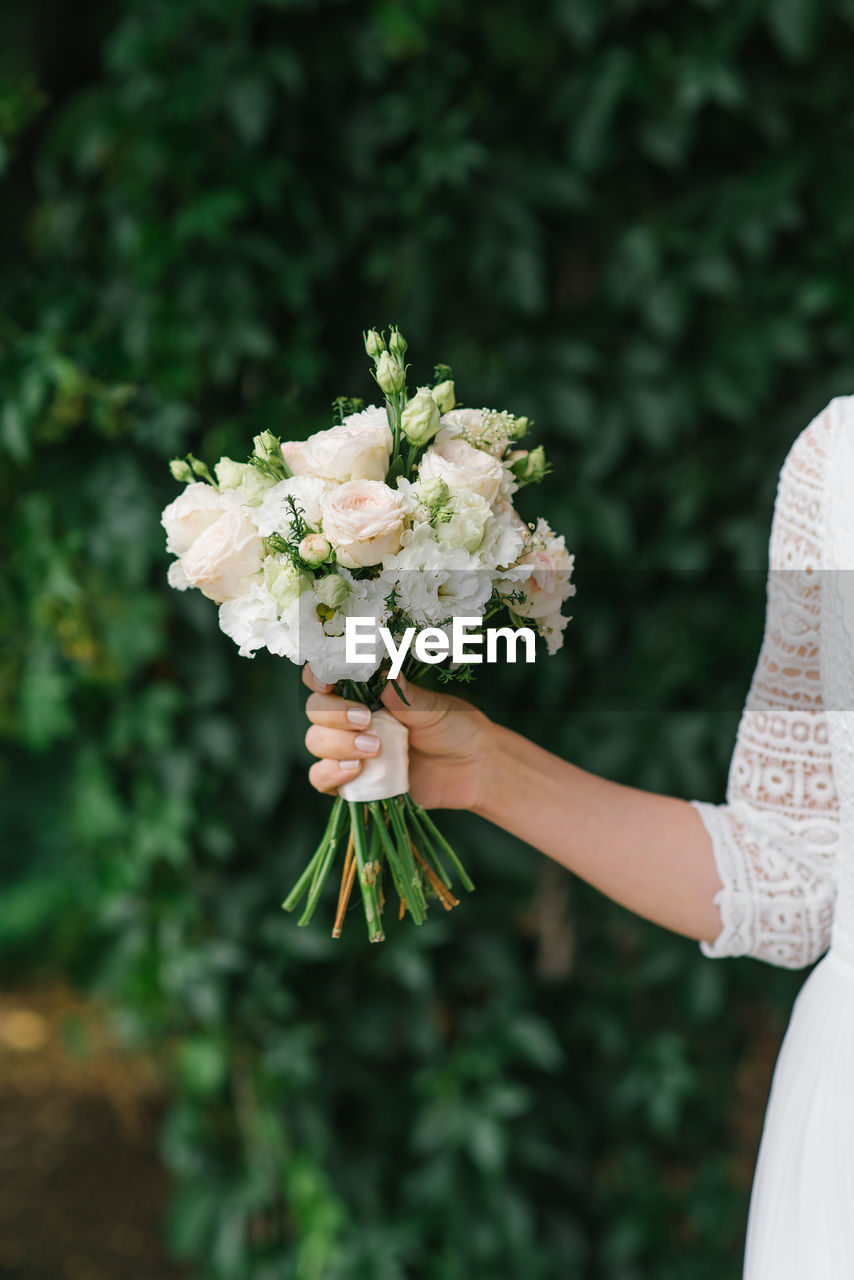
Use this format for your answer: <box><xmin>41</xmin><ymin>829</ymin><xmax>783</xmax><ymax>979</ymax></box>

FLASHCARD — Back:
<box><xmin>354</xmin><ymin>733</ymin><xmax>380</xmax><ymax>754</ymax></box>
<box><xmin>346</xmin><ymin>706</ymin><xmax>372</xmax><ymax>728</ymax></box>
<box><xmin>340</xmin><ymin>760</ymin><xmax>360</xmax><ymax>772</ymax></box>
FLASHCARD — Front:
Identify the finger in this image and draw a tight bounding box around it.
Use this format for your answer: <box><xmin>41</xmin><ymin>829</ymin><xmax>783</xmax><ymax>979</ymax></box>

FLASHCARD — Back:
<box><xmin>379</xmin><ymin>673</ymin><xmax>446</xmax><ymax>725</ymax></box>
<box><xmin>302</xmin><ymin>664</ymin><xmax>333</xmax><ymax>694</ymax></box>
<box><xmin>309</xmin><ymin>758</ymin><xmax>362</xmax><ymax>794</ymax></box>
<box><xmin>305</xmin><ymin>724</ymin><xmax>381</xmax><ymax>760</ymax></box>
<box><xmin>306</xmin><ymin>691</ymin><xmax>373</xmax><ymax>731</ymax></box>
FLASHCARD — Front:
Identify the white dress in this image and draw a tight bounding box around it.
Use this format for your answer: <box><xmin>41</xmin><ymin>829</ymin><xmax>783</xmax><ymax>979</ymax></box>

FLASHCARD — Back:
<box><xmin>690</xmin><ymin>395</ymin><xmax>854</xmax><ymax>1278</ymax></box>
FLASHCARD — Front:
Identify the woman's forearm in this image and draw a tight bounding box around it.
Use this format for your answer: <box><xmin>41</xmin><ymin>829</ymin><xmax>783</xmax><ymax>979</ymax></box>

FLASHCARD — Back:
<box><xmin>474</xmin><ymin>720</ymin><xmax>725</xmax><ymax>944</ymax></box>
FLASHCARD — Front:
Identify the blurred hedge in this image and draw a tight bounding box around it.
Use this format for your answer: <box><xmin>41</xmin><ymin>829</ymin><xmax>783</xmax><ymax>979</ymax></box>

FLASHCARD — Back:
<box><xmin>3</xmin><ymin>1</ymin><xmax>854</xmax><ymax>1276</ymax></box>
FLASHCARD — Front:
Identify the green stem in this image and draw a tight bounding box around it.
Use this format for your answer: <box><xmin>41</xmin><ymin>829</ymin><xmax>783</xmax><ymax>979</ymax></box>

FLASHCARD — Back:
<box><xmin>406</xmin><ymin>797</ymin><xmax>475</xmax><ymax>892</ymax></box>
<box><xmin>404</xmin><ymin>800</ymin><xmax>453</xmax><ymax>889</ymax></box>
<box><xmin>298</xmin><ymin>800</ymin><xmax>348</xmax><ymax>925</ymax></box>
<box><xmin>349</xmin><ymin>802</ymin><xmax>385</xmax><ymax>942</ymax></box>
<box><xmin>369</xmin><ymin>802</ymin><xmax>426</xmax><ymax>925</ymax></box>
<box><xmin>385</xmin><ymin>798</ymin><xmax>428</xmax><ymax>918</ymax></box>
<box><xmin>281</xmin><ymin>797</ymin><xmax>345</xmax><ymax>912</ymax></box>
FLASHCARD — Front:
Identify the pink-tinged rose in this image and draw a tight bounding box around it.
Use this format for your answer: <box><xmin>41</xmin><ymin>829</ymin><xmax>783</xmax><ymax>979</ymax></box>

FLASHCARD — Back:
<box><xmin>320</xmin><ymin>480</ymin><xmax>404</xmax><ymax>569</ymax></box>
<box><xmin>418</xmin><ymin>437</ymin><xmax>504</xmax><ymax>505</ymax></box>
<box><xmin>512</xmin><ymin>521</ymin><xmax>575</xmax><ymax>651</ymax></box>
<box><xmin>161</xmin><ymin>482</ymin><xmax>232</xmax><ymax>556</ymax></box>
<box><xmin>181</xmin><ymin>509</ymin><xmax>265</xmax><ymax>602</ymax></box>
<box><xmin>281</xmin><ymin>406</ymin><xmax>392</xmax><ymax>483</ymax></box>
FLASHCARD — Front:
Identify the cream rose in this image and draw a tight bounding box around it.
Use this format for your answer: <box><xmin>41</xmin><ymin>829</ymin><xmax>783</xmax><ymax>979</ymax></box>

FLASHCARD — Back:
<box><xmin>181</xmin><ymin>509</ymin><xmax>265</xmax><ymax>602</ymax></box>
<box><xmin>418</xmin><ymin>437</ymin><xmax>504</xmax><ymax>505</ymax></box>
<box><xmin>281</xmin><ymin>406</ymin><xmax>392</xmax><ymax>483</ymax></box>
<box><xmin>321</xmin><ymin>480</ymin><xmax>404</xmax><ymax>569</ymax></box>
<box><xmin>161</xmin><ymin>482</ymin><xmax>234</xmax><ymax>556</ymax></box>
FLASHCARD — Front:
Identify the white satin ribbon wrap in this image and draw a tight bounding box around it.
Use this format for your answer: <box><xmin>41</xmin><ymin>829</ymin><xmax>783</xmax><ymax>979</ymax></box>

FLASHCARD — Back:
<box><xmin>338</xmin><ymin>708</ymin><xmax>410</xmax><ymax>802</ymax></box>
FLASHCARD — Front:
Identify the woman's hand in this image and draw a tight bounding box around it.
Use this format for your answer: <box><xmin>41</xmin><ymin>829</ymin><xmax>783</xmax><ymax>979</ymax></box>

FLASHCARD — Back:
<box><xmin>302</xmin><ymin>666</ymin><xmax>492</xmax><ymax>811</ymax></box>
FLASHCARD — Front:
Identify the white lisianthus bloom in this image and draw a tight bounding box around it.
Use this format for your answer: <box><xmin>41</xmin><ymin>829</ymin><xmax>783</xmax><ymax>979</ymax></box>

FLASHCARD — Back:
<box><xmin>314</xmin><ymin>573</ymin><xmax>351</xmax><ymax>610</ymax></box>
<box><xmin>434</xmin><ymin>490</ymin><xmax>492</xmax><ymax>553</ymax></box>
<box><xmin>321</xmin><ymin>479</ymin><xmax>404</xmax><ymax>569</ymax></box>
<box><xmin>418</xmin><ymin>437</ymin><xmax>504</xmax><ymax>506</ymax></box>
<box><xmin>218</xmin><ymin>580</ymin><xmax>281</xmax><ymax>658</ymax></box>
<box><xmin>477</xmin><ymin>502</ymin><xmax>528</xmax><ymax>569</ymax></box>
<box><xmin>264</xmin><ymin>556</ymin><xmax>311</xmax><ymax>612</ymax></box>
<box><xmin>182</xmin><ymin>509</ymin><xmax>265</xmax><ymax>603</ymax></box>
<box><xmin>255</xmin><ymin>475</ymin><xmax>335</xmax><ymax>537</ymax></box>
<box><xmin>161</xmin><ymin>481</ymin><xmax>239</xmax><ymax>556</ymax></box>
<box><xmin>275</xmin><ymin>578</ymin><xmax>387</xmax><ymax>683</ymax></box>
<box><xmin>281</xmin><ymin>406</ymin><xmax>392</xmax><ymax>483</ymax></box>
<box><xmin>381</xmin><ymin>527</ymin><xmax>493</xmax><ymax>626</ymax></box>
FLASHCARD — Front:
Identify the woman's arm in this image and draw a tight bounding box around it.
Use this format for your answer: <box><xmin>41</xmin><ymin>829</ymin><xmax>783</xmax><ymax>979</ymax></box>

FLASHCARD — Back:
<box><xmin>476</xmin><ymin>718</ymin><xmax>725</xmax><ymax>943</ymax></box>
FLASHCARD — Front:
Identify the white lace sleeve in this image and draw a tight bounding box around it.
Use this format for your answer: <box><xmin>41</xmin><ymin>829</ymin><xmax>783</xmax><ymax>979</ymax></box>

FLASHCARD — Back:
<box><xmin>691</xmin><ymin>408</ymin><xmax>840</xmax><ymax>969</ymax></box>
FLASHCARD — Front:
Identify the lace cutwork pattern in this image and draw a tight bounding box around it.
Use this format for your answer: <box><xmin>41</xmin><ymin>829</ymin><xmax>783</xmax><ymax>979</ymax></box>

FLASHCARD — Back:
<box><xmin>692</xmin><ymin>402</ymin><xmax>841</xmax><ymax>969</ymax></box>
<box><xmin>821</xmin><ymin>397</ymin><xmax>854</xmax><ymax>970</ymax></box>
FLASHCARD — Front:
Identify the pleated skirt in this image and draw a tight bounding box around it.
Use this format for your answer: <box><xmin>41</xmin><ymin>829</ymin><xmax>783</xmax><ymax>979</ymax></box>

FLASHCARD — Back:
<box><xmin>743</xmin><ymin>947</ymin><xmax>854</xmax><ymax>1279</ymax></box>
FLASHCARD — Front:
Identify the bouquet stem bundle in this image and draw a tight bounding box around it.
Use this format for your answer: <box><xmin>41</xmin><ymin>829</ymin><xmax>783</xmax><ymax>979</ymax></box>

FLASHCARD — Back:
<box><xmin>282</xmin><ymin>792</ymin><xmax>474</xmax><ymax>942</ymax></box>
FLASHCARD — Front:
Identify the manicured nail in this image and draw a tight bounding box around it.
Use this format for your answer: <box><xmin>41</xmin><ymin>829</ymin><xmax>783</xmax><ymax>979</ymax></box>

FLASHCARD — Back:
<box><xmin>346</xmin><ymin>706</ymin><xmax>372</xmax><ymax>728</ymax></box>
<box><xmin>354</xmin><ymin>733</ymin><xmax>380</xmax><ymax>754</ymax></box>
<box><xmin>340</xmin><ymin>760</ymin><xmax>360</xmax><ymax>772</ymax></box>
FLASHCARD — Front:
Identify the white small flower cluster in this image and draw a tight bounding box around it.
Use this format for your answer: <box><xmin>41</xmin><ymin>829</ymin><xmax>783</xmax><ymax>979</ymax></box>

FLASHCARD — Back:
<box><xmin>163</xmin><ymin>399</ymin><xmax>575</xmax><ymax>682</ymax></box>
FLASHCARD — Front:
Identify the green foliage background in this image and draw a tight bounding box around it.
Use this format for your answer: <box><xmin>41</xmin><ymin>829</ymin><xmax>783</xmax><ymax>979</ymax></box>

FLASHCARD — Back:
<box><xmin>3</xmin><ymin>1</ymin><xmax>854</xmax><ymax>1276</ymax></box>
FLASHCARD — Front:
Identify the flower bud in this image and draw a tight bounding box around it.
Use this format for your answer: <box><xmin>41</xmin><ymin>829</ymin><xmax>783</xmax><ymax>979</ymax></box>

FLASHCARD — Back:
<box><xmin>253</xmin><ymin>430</ymin><xmax>280</xmax><ymax>460</ymax></box>
<box><xmin>375</xmin><ymin>351</ymin><xmax>405</xmax><ymax>395</ymax></box>
<box><xmin>510</xmin><ymin>444</ymin><xmax>548</xmax><ymax>486</ymax></box>
<box><xmin>508</xmin><ymin>415</ymin><xmax>530</xmax><ymax>441</ymax></box>
<box><xmin>388</xmin><ymin>328</ymin><xmax>407</xmax><ymax>357</ymax></box>
<box><xmin>401</xmin><ymin>387</ymin><xmax>441</xmax><ymax>446</ymax></box>
<box><xmin>416</xmin><ymin>476</ymin><xmax>450</xmax><ymax>513</ymax></box>
<box><xmin>299</xmin><ymin>532</ymin><xmax>334</xmax><ymax>566</ymax></box>
<box><xmin>169</xmin><ymin>458</ymin><xmax>194</xmax><ymax>483</ymax></box>
<box><xmin>314</xmin><ymin>573</ymin><xmax>351</xmax><ymax>610</ymax></box>
<box><xmin>364</xmin><ymin>329</ymin><xmax>386</xmax><ymax>358</ymax></box>
<box><xmin>214</xmin><ymin>457</ymin><xmax>247</xmax><ymax>489</ymax></box>
<box><xmin>431</xmin><ymin>380</ymin><xmax>456</xmax><ymax>414</ymax></box>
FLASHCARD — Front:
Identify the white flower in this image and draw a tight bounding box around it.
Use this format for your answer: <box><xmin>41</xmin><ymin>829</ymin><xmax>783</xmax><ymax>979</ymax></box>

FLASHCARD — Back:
<box><xmin>281</xmin><ymin>406</ymin><xmax>392</xmax><ymax>483</ymax></box>
<box><xmin>434</xmin><ymin>490</ymin><xmax>492</xmax><ymax>553</ymax></box>
<box><xmin>255</xmin><ymin>475</ymin><xmax>334</xmax><ymax>537</ymax></box>
<box><xmin>264</xmin><ymin>556</ymin><xmax>311</xmax><ymax>611</ymax></box>
<box><xmin>218</xmin><ymin>581</ymin><xmax>281</xmax><ymax>658</ymax></box>
<box><xmin>511</xmin><ymin>517</ymin><xmax>576</xmax><ymax>655</ymax></box>
<box><xmin>161</xmin><ymin>481</ymin><xmax>237</xmax><ymax>556</ymax></box>
<box><xmin>418</xmin><ymin>436</ymin><xmax>504</xmax><ymax>506</ymax></box>
<box><xmin>167</xmin><ymin>559</ymin><xmax>191</xmax><ymax>591</ymax></box>
<box><xmin>381</xmin><ymin>527</ymin><xmax>493</xmax><ymax>626</ymax></box>
<box><xmin>182</xmin><ymin>508</ymin><xmax>265</xmax><ymax>603</ymax></box>
<box><xmin>438</xmin><ymin>406</ymin><xmax>528</xmax><ymax>457</ymax></box>
<box><xmin>321</xmin><ymin>479</ymin><xmax>404</xmax><ymax>569</ymax></box>
<box><xmin>314</xmin><ymin>573</ymin><xmax>351</xmax><ymax>610</ymax></box>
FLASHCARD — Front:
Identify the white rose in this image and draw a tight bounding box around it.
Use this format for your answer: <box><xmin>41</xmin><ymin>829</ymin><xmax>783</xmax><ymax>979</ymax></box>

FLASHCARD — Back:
<box><xmin>418</xmin><ymin>437</ymin><xmax>504</xmax><ymax>505</ymax></box>
<box><xmin>321</xmin><ymin>479</ymin><xmax>404</xmax><ymax>569</ymax></box>
<box><xmin>161</xmin><ymin>482</ymin><xmax>234</xmax><ymax>556</ymax></box>
<box><xmin>182</xmin><ymin>509</ymin><xmax>265</xmax><ymax>602</ymax></box>
<box><xmin>281</xmin><ymin>406</ymin><xmax>392</xmax><ymax>483</ymax></box>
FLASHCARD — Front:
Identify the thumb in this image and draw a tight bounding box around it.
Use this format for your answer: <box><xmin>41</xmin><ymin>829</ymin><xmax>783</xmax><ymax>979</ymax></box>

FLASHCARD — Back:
<box><xmin>379</xmin><ymin>673</ymin><xmax>445</xmax><ymax>728</ymax></box>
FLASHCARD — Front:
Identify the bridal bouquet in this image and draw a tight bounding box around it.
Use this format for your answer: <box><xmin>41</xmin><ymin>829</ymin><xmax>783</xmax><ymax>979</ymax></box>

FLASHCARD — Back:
<box><xmin>162</xmin><ymin>328</ymin><xmax>575</xmax><ymax>940</ymax></box>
